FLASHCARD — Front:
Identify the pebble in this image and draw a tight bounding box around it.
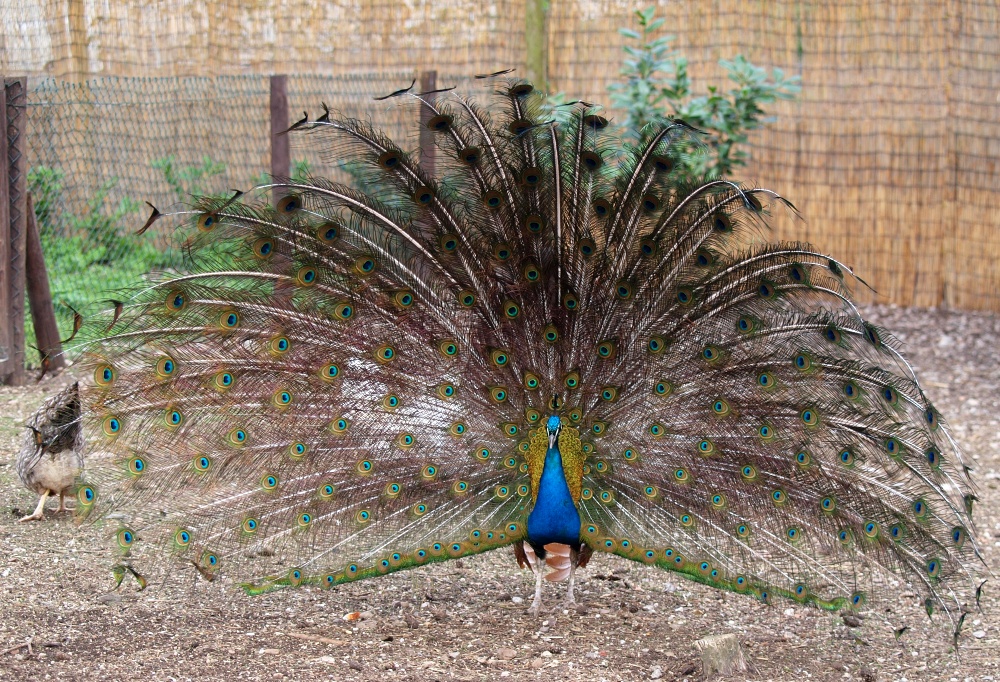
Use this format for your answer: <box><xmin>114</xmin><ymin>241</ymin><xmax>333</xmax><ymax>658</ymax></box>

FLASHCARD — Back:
<box><xmin>497</xmin><ymin>648</ymin><xmax>517</xmax><ymax>660</ymax></box>
<box><xmin>261</xmin><ymin>649</ymin><xmax>280</xmax><ymax>655</ymax></box>
<box><xmin>973</xmin><ymin>630</ymin><xmax>986</xmax><ymax>639</ymax></box>
<box><xmin>650</xmin><ymin>665</ymin><xmax>663</xmax><ymax>679</ymax></box>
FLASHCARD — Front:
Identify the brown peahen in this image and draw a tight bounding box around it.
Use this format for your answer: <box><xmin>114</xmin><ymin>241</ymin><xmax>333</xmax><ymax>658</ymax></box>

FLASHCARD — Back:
<box><xmin>16</xmin><ymin>382</ymin><xmax>84</xmax><ymax>521</ymax></box>
<box><xmin>70</xmin><ymin>77</ymin><xmax>982</xmax><ymax>628</ymax></box>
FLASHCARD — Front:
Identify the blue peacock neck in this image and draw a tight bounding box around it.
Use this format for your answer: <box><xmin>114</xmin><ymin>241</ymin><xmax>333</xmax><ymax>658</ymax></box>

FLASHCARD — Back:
<box><xmin>526</xmin><ymin>416</ymin><xmax>583</xmax><ymax>548</ymax></box>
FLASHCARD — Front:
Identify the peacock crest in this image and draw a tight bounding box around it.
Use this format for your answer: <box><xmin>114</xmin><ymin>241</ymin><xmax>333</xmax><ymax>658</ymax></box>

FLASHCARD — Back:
<box><xmin>68</xmin><ymin>76</ymin><xmax>981</xmax><ymax>627</ymax></box>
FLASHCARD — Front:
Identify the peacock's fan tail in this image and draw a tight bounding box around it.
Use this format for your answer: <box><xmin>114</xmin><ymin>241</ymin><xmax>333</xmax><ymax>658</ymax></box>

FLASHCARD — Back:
<box><xmin>75</xmin><ymin>78</ymin><xmax>981</xmax><ymax>620</ymax></box>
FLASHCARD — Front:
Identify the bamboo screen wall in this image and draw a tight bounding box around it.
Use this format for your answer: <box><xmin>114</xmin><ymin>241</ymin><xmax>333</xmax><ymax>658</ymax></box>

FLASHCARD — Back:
<box><xmin>1</xmin><ymin>0</ymin><xmax>999</xmax><ymax>312</ymax></box>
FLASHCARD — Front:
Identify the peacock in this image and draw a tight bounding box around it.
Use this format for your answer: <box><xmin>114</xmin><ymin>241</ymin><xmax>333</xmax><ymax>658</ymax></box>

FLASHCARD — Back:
<box><xmin>16</xmin><ymin>382</ymin><xmax>84</xmax><ymax>521</ymax></box>
<box><xmin>69</xmin><ymin>76</ymin><xmax>982</xmax><ymax>627</ymax></box>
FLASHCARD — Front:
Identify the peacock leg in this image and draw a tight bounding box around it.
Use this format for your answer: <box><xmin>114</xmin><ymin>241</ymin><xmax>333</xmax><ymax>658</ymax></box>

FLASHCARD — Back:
<box><xmin>564</xmin><ymin>548</ymin><xmax>578</xmax><ymax>606</ymax></box>
<box><xmin>528</xmin><ymin>558</ymin><xmax>545</xmax><ymax>616</ymax></box>
<box><xmin>19</xmin><ymin>489</ymin><xmax>50</xmax><ymax>522</ymax></box>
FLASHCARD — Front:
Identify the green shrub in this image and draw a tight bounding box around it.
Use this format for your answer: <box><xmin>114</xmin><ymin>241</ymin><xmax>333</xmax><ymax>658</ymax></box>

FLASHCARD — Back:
<box><xmin>609</xmin><ymin>6</ymin><xmax>801</xmax><ymax>179</ymax></box>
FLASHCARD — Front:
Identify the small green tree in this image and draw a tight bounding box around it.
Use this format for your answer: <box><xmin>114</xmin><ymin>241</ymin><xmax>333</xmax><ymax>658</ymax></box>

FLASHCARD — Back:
<box><xmin>609</xmin><ymin>6</ymin><xmax>801</xmax><ymax>179</ymax></box>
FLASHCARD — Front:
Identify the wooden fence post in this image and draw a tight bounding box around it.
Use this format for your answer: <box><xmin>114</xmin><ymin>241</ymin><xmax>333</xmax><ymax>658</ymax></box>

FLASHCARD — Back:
<box><xmin>0</xmin><ymin>77</ymin><xmax>10</xmax><ymax>379</ymax></box>
<box><xmin>2</xmin><ymin>77</ymin><xmax>28</xmax><ymax>385</ymax></box>
<box><xmin>270</xmin><ymin>74</ymin><xmax>290</xmax><ymax>205</ymax></box>
<box><xmin>25</xmin><ymin>192</ymin><xmax>64</xmax><ymax>376</ymax></box>
<box><xmin>418</xmin><ymin>70</ymin><xmax>438</xmax><ymax>176</ymax></box>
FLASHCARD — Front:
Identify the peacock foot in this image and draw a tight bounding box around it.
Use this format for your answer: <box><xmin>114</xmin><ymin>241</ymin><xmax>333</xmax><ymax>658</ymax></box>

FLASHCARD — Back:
<box><xmin>527</xmin><ymin>601</ymin><xmax>543</xmax><ymax>617</ymax></box>
<box><xmin>18</xmin><ymin>511</ymin><xmax>45</xmax><ymax>522</ymax></box>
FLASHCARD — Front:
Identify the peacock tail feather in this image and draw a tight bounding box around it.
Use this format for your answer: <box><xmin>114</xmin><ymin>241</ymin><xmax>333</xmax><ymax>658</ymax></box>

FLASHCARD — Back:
<box><xmin>73</xmin><ymin>77</ymin><xmax>981</xmax><ymax>623</ymax></box>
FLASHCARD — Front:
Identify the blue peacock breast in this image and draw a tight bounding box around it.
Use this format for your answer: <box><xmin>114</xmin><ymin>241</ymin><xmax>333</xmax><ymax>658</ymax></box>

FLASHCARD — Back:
<box><xmin>526</xmin><ymin>446</ymin><xmax>582</xmax><ymax>547</ymax></box>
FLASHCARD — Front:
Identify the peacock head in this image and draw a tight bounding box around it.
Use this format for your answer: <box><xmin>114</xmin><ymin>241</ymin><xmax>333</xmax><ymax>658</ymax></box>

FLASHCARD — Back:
<box><xmin>546</xmin><ymin>414</ymin><xmax>562</xmax><ymax>448</ymax></box>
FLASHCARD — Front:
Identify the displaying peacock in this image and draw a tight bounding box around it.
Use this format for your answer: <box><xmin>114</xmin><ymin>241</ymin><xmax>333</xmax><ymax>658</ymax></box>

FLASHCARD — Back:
<box><xmin>70</xmin><ymin>77</ymin><xmax>982</xmax><ymax>627</ymax></box>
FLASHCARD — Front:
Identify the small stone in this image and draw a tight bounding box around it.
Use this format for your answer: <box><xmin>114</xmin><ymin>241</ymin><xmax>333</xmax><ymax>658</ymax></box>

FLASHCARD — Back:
<box><xmin>650</xmin><ymin>665</ymin><xmax>663</xmax><ymax>679</ymax></box>
<box><xmin>540</xmin><ymin>651</ymin><xmax>552</xmax><ymax>658</ymax></box>
<box><xmin>317</xmin><ymin>656</ymin><xmax>338</xmax><ymax>665</ymax></box>
<box><xmin>497</xmin><ymin>648</ymin><xmax>517</xmax><ymax>660</ymax></box>
<box><xmin>974</xmin><ymin>630</ymin><xmax>986</xmax><ymax>639</ymax></box>
<box><xmin>530</xmin><ymin>658</ymin><xmax>546</xmax><ymax>669</ymax></box>
<box><xmin>511</xmin><ymin>596</ymin><xmax>524</xmax><ymax>604</ymax></box>
<box><xmin>449</xmin><ymin>651</ymin><xmax>460</xmax><ymax>659</ymax></box>
<box><xmin>694</xmin><ymin>634</ymin><xmax>748</xmax><ymax>677</ymax></box>
<box><xmin>349</xmin><ymin>661</ymin><xmax>363</xmax><ymax>671</ymax></box>
<box><xmin>261</xmin><ymin>649</ymin><xmax>280</xmax><ymax>655</ymax></box>
<box><xmin>98</xmin><ymin>593</ymin><xmax>121</xmax><ymax>604</ymax></box>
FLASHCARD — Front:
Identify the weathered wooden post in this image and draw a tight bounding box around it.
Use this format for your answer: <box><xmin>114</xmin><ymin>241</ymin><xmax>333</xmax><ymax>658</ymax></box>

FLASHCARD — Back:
<box><xmin>25</xmin><ymin>192</ymin><xmax>64</xmax><ymax>375</ymax></box>
<box><xmin>1</xmin><ymin>76</ymin><xmax>28</xmax><ymax>385</ymax></box>
<box><xmin>270</xmin><ymin>74</ymin><xmax>290</xmax><ymax>205</ymax></box>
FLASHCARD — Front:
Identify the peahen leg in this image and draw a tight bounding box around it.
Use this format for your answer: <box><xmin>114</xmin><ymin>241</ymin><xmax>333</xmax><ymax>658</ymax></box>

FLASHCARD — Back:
<box><xmin>19</xmin><ymin>489</ymin><xmax>49</xmax><ymax>522</ymax></box>
<box><xmin>56</xmin><ymin>490</ymin><xmax>72</xmax><ymax>513</ymax></box>
<box><xmin>528</xmin><ymin>557</ymin><xmax>545</xmax><ymax>616</ymax></box>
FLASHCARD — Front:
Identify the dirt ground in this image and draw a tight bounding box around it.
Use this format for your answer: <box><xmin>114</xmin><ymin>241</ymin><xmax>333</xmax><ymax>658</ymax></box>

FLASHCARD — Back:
<box><xmin>1</xmin><ymin>304</ymin><xmax>998</xmax><ymax>682</ymax></box>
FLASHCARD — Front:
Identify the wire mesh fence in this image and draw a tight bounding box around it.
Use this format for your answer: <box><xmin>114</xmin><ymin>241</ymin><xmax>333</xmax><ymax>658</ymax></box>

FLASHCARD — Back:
<box><xmin>2</xmin><ymin>0</ymin><xmax>999</xmax><ymax>371</ymax></box>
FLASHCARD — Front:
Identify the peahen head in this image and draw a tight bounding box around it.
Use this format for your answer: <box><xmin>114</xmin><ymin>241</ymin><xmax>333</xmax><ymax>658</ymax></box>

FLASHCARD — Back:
<box><xmin>546</xmin><ymin>414</ymin><xmax>562</xmax><ymax>448</ymax></box>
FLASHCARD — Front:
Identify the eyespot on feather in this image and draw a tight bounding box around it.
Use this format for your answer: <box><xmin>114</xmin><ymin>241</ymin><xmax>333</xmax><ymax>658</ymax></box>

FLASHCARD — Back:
<box><xmin>316</xmin><ymin>222</ymin><xmax>339</xmax><ymax>244</ymax></box>
<box><xmin>641</xmin><ymin>193</ymin><xmax>660</xmax><ymax>212</ymax></box>
<box><xmin>458</xmin><ymin>147</ymin><xmax>480</xmax><ymax>165</ymax></box>
<box><xmin>353</xmin><ymin>255</ymin><xmax>377</xmax><ymax>275</ymax></box>
<box><xmin>413</xmin><ymin>186</ymin><xmax>434</xmax><ymax>205</ymax></box>
<box><xmin>457</xmin><ymin>289</ymin><xmax>476</xmax><ymax>307</ymax></box>
<box><xmin>94</xmin><ymin>363</ymin><xmax>116</xmax><ymax>387</ymax></box>
<box><xmin>251</xmin><ymin>238</ymin><xmax>274</xmax><ymax>260</ymax></box>
<box><xmin>197</xmin><ymin>212</ymin><xmax>218</xmax><ymax>231</ymax></box>
<box><xmin>165</xmin><ymin>289</ymin><xmax>187</xmax><ymax>313</ymax></box>
<box><xmin>580</xmin><ymin>151</ymin><xmax>603</xmax><ymax>171</ymax></box>
<box><xmin>276</xmin><ymin>194</ymin><xmax>300</xmax><ymax>214</ymax></box>
<box><xmin>426</xmin><ymin>114</ymin><xmax>452</xmax><ymax>131</ymax></box>
<box><xmin>520</xmin><ymin>166</ymin><xmax>542</xmax><ymax>186</ymax></box>
<box><xmin>482</xmin><ymin>190</ymin><xmax>503</xmax><ymax>210</ymax></box>
<box><xmin>377</xmin><ymin>150</ymin><xmax>403</xmax><ymax>169</ymax></box>
<box><xmin>510</xmin><ymin>82</ymin><xmax>534</xmax><ymax>97</ymax></box>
